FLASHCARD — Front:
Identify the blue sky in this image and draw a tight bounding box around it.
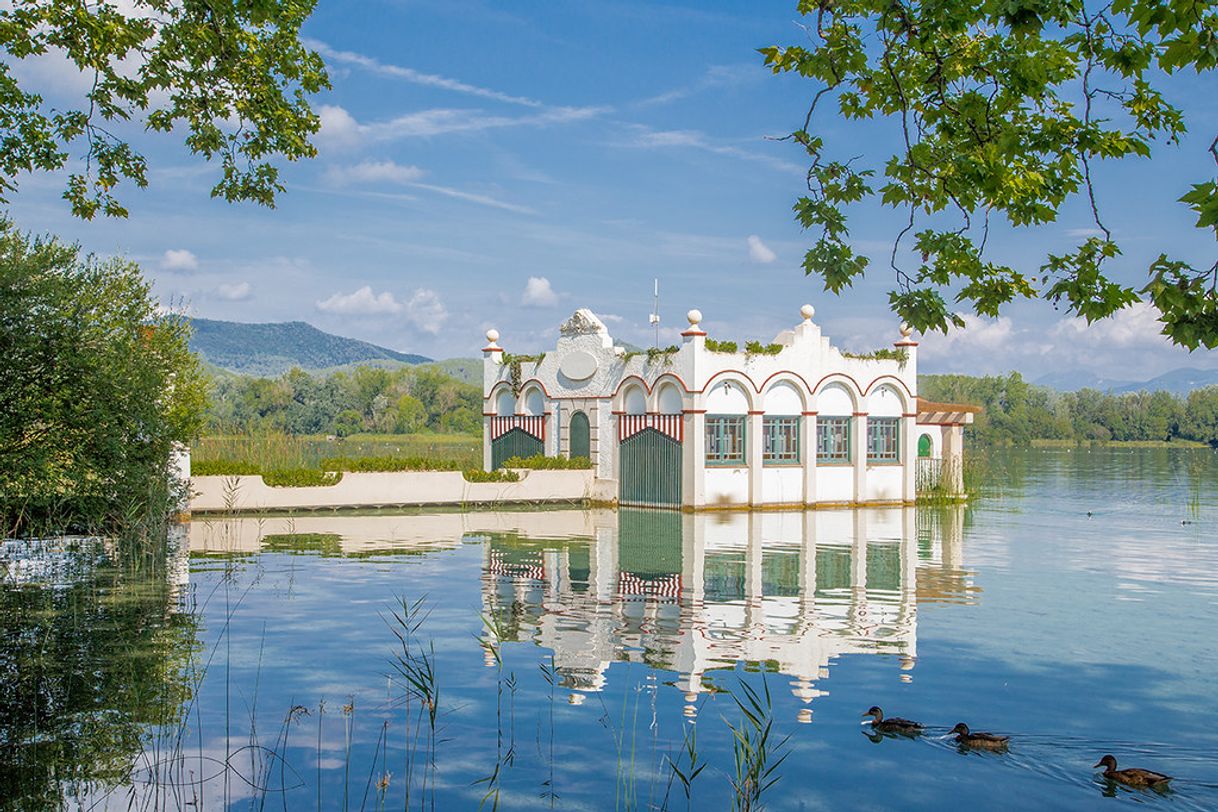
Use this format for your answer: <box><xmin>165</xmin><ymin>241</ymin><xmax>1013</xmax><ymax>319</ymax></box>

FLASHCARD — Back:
<box><xmin>7</xmin><ymin>0</ymin><xmax>1217</xmax><ymax>381</ymax></box>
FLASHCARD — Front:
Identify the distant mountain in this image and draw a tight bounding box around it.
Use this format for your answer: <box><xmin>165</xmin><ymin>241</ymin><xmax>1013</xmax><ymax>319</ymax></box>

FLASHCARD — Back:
<box><xmin>189</xmin><ymin>318</ymin><xmax>430</xmax><ymax>376</ymax></box>
<box><xmin>1032</xmin><ymin>370</ymin><xmax>1137</xmax><ymax>392</ymax></box>
<box><xmin>1034</xmin><ymin>367</ymin><xmax>1218</xmax><ymax>395</ymax></box>
<box><xmin>425</xmin><ymin>358</ymin><xmax>481</xmax><ymax>386</ymax></box>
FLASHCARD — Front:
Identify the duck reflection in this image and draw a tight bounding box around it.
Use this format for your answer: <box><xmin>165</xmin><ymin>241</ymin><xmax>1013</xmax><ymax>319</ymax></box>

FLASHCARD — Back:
<box><xmin>481</xmin><ymin>506</ymin><xmax>973</xmax><ymax>720</ymax></box>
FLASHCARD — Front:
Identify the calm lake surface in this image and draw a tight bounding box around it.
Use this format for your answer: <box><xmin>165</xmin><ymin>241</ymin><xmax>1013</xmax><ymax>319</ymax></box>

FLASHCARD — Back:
<box><xmin>3</xmin><ymin>447</ymin><xmax>1218</xmax><ymax>810</ymax></box>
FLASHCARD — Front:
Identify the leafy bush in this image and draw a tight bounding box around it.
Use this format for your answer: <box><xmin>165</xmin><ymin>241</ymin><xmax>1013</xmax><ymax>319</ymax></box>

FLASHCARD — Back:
<box><xmin>463</xmin><ymin>469</ymin><xmax>520</xmax><ymax>483</ymax></box>
<box><xmin>0</xmin><ymin>221</ymin><xmax>206</xmax><ymax>535</ymax></box>
<box><xmin>261</xmin><ymin>469</ymin><xmax>343</xmax><ymax>487</ymax></box>
<box><xmin>743</xmin><ymin>340</ymin><xmax>783</xmax><ymax>356</ymax></box>
<box><xmin>500</xmin><ymin>455</ymin><xmax>592</xmax><ymax>470</ymax></box>
<box><xmin>319</xmin><ymin>456</ymin><xmax>463</xmax><ymax>472</ymax></box>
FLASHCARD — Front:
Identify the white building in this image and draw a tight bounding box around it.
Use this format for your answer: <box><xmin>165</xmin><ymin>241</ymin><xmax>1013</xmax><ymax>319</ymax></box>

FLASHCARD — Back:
<box><xmin>482</xmin><ymin>306</ymin><xmax>975</xmax><ymax>509</ymax></box>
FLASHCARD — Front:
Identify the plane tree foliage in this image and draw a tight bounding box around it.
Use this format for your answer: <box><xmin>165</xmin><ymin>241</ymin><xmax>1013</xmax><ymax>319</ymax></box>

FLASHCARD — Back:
<box><xmin>920</xmin><ymin>372</ymin><xmax>1218</xmax><ymax>444</ymax></box>
<box><xmin>762</xmin><ymin>0</ymin><xmax>1218</xmax><ymax>348</ymax></box>
<box><xmin>0</xmin><ymin>0</ymin><xmax>327</xmax><ymax>218</ymax></box>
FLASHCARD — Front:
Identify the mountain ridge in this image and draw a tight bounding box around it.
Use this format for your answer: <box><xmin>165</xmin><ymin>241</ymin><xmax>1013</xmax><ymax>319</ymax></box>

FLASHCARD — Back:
<box><xmin>189</xmin><ymin>318</ymin><xmax>431</xmax><ymax>376</ymax></box>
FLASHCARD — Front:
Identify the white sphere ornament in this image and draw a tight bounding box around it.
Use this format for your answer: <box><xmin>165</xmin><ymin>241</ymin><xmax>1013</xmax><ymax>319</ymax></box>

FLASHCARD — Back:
<box><xmin>686</xmin><ymin>309</ymin><xmax>702</xmax><ymax>326</ymax></box>
<box><xmin>800</xmin><ymin>304</ymin><xmax>815</xmax><ymax>321</ymax></box>
<box><xmin>486</xmin><ymin>328</ymin><xmax>500</xmax><ymax>343</ymax></box>
<box><xmin>899</xmin><ymin>322</ymin><xmax>913</xmax><ymax>338</ymax></box>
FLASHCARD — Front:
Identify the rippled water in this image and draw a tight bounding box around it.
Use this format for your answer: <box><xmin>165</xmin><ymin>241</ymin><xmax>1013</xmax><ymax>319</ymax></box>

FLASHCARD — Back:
<box><xmin>3</xmin><ymin>447</ymin><xmax>1217</xmax><ymax>810</ymax></box>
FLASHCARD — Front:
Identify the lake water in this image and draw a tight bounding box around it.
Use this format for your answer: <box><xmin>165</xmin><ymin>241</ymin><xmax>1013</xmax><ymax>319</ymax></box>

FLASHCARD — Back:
<box><xmin>3</xmin><ymin>448</ymin><xmax>1218</xmax><ymax>810</ymax></box>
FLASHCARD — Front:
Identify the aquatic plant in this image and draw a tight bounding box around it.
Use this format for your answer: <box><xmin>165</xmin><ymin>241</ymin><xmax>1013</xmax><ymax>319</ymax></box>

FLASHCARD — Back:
<box><xmin>726</xmin><ymin>677</ymin><xmax>790</xmax><ymax>812</ymax></box>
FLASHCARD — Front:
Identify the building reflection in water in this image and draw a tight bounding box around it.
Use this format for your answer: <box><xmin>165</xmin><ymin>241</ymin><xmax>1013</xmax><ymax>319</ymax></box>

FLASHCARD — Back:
<box><xmin>481</xmin><ymin>506</ymin><xmax>973</xmax><ymax>722</ymax></box>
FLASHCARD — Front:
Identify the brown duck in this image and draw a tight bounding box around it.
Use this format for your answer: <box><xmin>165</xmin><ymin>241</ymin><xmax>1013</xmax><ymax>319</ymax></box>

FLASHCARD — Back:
<box><xmin>1093</xmin><ymin>755</ymin><xmax>1172</xmax><ymax>788</ymax></box>
<box><xmin>949</xmin><ymin>722</ymin><xmax>1009</xmax><ymax>750</ymax></box>
<box><xmin>862</xmin><ymin>706</ymin><xmax>923</xmax><ymax>735</ymax></box>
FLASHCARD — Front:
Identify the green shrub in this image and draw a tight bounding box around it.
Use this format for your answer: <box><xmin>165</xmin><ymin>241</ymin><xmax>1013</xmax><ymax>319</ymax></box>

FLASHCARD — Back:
<box><xmin>743</xmin><ymin>340</ymin><xmax>783</xmax><ymax>356</ymax></box>
<box><xmin>318</xmin><ymin>456</ymin><xmax>463</xmax><ymax>472</ymax></box>
<box><xmin>704</xmin><ymin>338</ymin><xmax>738</xmax><ymax>354</ymax></box>
<box><xmin>261</xmin><ymin>469</ymin><xmax>343</xmax><ymax>487</ymax></box>
<box><xmin>191</xmin><ymin>459</ymin><xmax>261</xmax><ymax>476</ymax></box>
<box><xmin>842</xmin><ymin>348</ymin><xmax>909</xmax><ymax>363</ymax></box>
<box><xmin>463</xmin><ymin>468</ymin><xmax>520</xmax><ymax>483</ymax></box>
<box><xmin>501</xmin><ymin>455</ymin><xmax>592</xmax><ymax>470</ymax></box>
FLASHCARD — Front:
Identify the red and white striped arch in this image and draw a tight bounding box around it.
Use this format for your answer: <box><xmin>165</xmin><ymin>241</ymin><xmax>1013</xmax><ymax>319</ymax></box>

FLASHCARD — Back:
<box><xmin>490</xmin><ymin>415</ymin><xmax>546</xmax><ymax>441</ymax></box>
<box><xmin>618</xmin><ymin>413</ymin><xmax>683</xmax><ymax>443</ymax></box>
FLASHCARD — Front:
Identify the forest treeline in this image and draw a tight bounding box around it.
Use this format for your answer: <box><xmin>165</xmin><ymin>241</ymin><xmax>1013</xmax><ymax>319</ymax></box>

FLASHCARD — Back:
<box><xmin>204</xmin><ymin>366</ymin><xmax>1218</xmax><ymax>447</ymax></box>
<box><xmin>206</xmin><ymin>365</ymin><xmax>482</xmax><ymax>436</ymax></box>
<box><xmin>920</xmin><ymin>373</ymin><xmax>1218</xmax><ymax>446</ymax></box>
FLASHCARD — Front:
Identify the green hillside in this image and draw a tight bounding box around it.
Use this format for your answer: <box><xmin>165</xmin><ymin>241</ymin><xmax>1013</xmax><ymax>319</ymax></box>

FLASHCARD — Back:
<box><xmin>189</xmin><ymin>318</ymin><xmax>430</xmax><ymax>375</ymax></box>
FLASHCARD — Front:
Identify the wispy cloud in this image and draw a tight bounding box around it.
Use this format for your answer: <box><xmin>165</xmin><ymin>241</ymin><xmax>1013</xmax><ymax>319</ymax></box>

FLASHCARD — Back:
<box><xmin>618</xmin><ymin>125</ymin><xmax>804</xmax><ymax>174</ymax></box>
<box><xmin>637</xmin><ymin>64</ymin><xmax>759</xmax><ymax>107</ymax></box>
<box><xmin>307</xmin><ymin>40</ymin><xmax>545</xmax><ymax>108</ymax></box>
<box><xmin>322</xmin><ymin>160</ymin><xmax>534</xmax><ymax>214</ymax></box>
<box><xmin>325</xmin><ymin>160</ymin><xmax>426</xmax><ymax>185</ymax></box>
<box><xmin>404</xmin><ymin>289</ymin><xmax>448</xmax><ymax>334</ymax></box>
<box><xmin>216</xmin><ymin>281</ymin><xmax>252</xmax><ymax>301</ymax></box>
<box><xmin>411</xmin><ymin>182</ymin><xmax>536</xmax><ymax>215</ymax></box>
<box><xmin>747</xmin><ymin>235</ymin><xmax>776</xmax><ymax>264</ymax></box>
<box><xmin>317</xmin><ymin>104</ymin><xmax>608</xmax><ymax>147</ymax></box>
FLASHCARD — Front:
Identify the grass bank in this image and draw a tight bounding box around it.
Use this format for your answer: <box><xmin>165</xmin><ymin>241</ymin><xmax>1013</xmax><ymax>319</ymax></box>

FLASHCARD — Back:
<box><xmin>193</xmin><ymin>432</ymin><xmax>481</xmax><ymax>473</ymax></box>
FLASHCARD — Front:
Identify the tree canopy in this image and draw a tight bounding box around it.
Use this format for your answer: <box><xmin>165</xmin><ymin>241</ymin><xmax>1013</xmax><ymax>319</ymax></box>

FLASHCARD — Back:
<box><xmin>762</xmin><ymin>0</ymin><xmax>1218</xmax><ymax>348</ymax></box>
<box><xmin>0</xmin><ymin>219</ymin><xmax>207</xmax><ymax>534</ymax></box>
<box><xmin>0</xmin><ymin>0</ymin><xmax>327</xmax><ymax>218</ymax></box>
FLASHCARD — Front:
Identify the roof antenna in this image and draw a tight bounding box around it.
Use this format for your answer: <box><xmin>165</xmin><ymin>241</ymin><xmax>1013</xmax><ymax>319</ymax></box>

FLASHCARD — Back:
<box><xmin>649</xmin><ymin>278</ymin><xmax>660</xmax><ymax>348</ymax></box>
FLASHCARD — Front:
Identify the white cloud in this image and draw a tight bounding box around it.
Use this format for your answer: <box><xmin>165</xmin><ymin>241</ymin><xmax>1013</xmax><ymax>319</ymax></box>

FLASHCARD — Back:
<box><xmin>316</xmin><ymin>104</ymin><xmax>363</xmax><ymax>148</ymax></box>
<box><xmin>325</xmin><ymin>160</ymin><xmax>426</xmax><ymax>185</ymax></box>
<box><xmin>747</xmin><ymin>235</ymin><xmax>776</xmax><ymax>264</ymax></box>
<box><xmin>161</xmin><ymin>249</ymin><xmax>199</xmax><ymax>271</ymax></box>
<box><xmin>307</xmin><ymin>41</ymin><xmax>545</xmax><ymax>108</ymax></box>
<box><xmin>405</xmin><ymin>289</ymin><xmax>448</xmax><ymax>334</ymax></box>
<box><xmin>316</xmin><ymin>286</ymin><xmax>404</xmax><ymax>315</ymax></box>
<box><xmin>1049</xmin><ymin>301</ymin><xmax>1168</xmax><ymax>350</ymax></box>
<box><xmin>215</xmin><ymin>281</ymin><xmax>252</xmax><ymax>301</ymax></box>
<box><xmin>521</xmin><ymin>276</ymin><xmax>559</xmax><ymax>307</ymax></box>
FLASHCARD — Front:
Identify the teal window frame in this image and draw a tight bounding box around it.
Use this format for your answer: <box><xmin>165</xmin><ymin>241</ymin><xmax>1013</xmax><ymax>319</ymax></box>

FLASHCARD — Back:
<box><xmin>816</xmin><ymin>416</ymin><xmax>852</xmax><ymax>464</ymax></box>
<box><xmin>705</xmin><ymin>415</ymin><xmax>746</xmax><ymax>466</ymax></box>
<box><xmin>867</xmin><ymin>417</ymin><xmax>901</xmax><ymax>463</ymax></box>
<box><xmin>762</xmin><ymin>416</ymin><xmax>801</xmax><ymax>465</ymax></box>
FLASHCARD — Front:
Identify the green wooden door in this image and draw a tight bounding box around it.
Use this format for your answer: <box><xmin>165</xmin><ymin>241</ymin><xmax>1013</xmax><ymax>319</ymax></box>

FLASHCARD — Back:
<box><xmin>569</xmin><ymin>411</ymin><xmax>590</xmax><ymax>460</ymax></box>
<box><xmin>492</xmin><ymin>428</ymin><xmax>543</xmax><ymax>469</ymax></box>
<box><xmin>917</xmin><ymin>433</ymin><xmax>933</xmax><ymax>458</ymax></box>
<box><xmin>619</xmin><ymin>428</ymin><xmax>682</xmax><ymax>508</ymax></box>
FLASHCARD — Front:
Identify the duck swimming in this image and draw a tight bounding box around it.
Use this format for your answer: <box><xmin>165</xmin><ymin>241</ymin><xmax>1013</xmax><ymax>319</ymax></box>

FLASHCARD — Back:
<box><xmin>862</xmin><ymin>706</ymin><xmax>923</xmax><ymax>736</ymax></box>
<box><xmin>1093</xmin><ymin>755</ymin><xmax>1172</xmax><ymax>788</ymax></box>
<box><xmin>949</xmin><ymin>722</ymin><xmax>1009</xmax><ymax>750</ymax></box>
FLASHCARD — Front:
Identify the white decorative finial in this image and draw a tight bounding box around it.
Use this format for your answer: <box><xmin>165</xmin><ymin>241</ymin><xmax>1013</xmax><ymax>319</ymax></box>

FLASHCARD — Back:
<box><xmin>686</xmin><ymin>309</ymin><xmax>702</xmax><ymax>327</ymax></box>
<box><xmin>899</xmin><ymin>322</ymin><xmax>913</xmax><ymax>338</ymax></box>
<box><xmin>800</xmin><ymin>303</ymin><xmax>815</xmax><ymax>322</ymax></box>
<box><xmin>486</xmin><ymin>328</ymin><xmax>500</xmax><ymax>343</ymax></box>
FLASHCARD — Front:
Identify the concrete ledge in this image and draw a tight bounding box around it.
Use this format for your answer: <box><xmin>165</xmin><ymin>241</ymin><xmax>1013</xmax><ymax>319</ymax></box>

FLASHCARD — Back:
<box><xmin>190</xmin><ymin>469</ymin><xmax>600</xmax><ymax>514</ymax></box>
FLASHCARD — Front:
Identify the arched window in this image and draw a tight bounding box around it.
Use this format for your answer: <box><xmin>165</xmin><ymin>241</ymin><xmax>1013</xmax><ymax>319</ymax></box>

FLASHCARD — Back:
<box><xmin>495</xmin><ymin>390</ymin><xmax>516</xmax><ymax>416</ymax></box>
<box><xmin>655</xmin><ymin>382</ymin><xmax>683</xmax><ymax>414</ymax></box>
<box><xmin>524</xmin><ymin>387</ymin><xmax>545</xmax><ymax>417</ymax></box>
<box><xmin>816</xmin><ymin>383</ymin><xmax>855</xmax><ymax>463</ymax></box>
<box><xmin>918</xmin><ymin>433</ymin><xmax>933</xmax><ymax>458</ymax></box>
<box><xmin>623</xmin><ymin>385</ymin><xmax>646</xmax><ymax>415</ymax></box>
<box><xmin>705</xmin><ymin>380</ymin><xmax>749</xmax><ymax>466</ymax></box>
<box><xmin>763</xmin><ymin>382</ymin><xmax>803</xmax><ymax>465</ymax></box>
<box><xmin>867</xmin><ymin>385</ymin><xmax>903</xmax><ymax>463</ymax></box>
<box><xmin>569</xmin><ymin>411</ymin><xmax>590</xmax><ymax>460</ymax></box>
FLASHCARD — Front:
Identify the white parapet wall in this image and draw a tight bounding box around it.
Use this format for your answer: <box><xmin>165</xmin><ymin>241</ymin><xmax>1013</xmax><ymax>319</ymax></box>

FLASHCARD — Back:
<box><xmin>190</xmin><ymin>469</ymin><xmax>606</xmax><ymax>513</ymax></box>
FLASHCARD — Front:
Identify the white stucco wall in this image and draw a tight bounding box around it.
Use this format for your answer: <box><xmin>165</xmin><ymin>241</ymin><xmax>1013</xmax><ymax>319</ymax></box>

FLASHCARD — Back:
<box><xmin>705</xmin><ymin>467</ymin><xmax>749</xmax><ymax>506</ymax></box>
<box><xmin>865</xmin><ymin>466</ymin><xmax>904</xmax><ymax>502</ymax></box>
<box><xmin>816</xmin><ymin>467</ymin><xmax>854</xmax><ymax>503</ymax></box>
<box><xmin>762</xmin><ymin>467</ymin><xmax>803</xmax><ymax>504</ymax></box>
<box><xmin>190</xmin><ymin>470</ymin><xmax>601</xmax><ymax>513</ymax></box>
